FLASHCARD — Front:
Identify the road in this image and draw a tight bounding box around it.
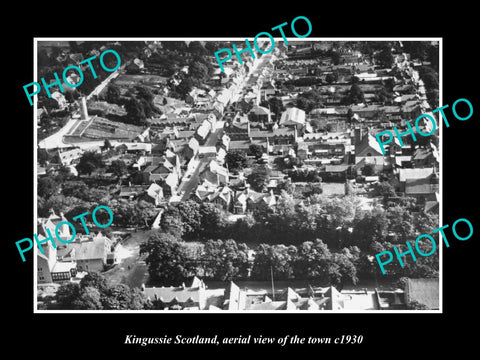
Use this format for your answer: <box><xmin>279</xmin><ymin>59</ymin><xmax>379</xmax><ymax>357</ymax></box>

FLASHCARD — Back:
<box><xmin>103</xmin><ymin>229</ymin><xmax>155</xmax><ymax>289</ymax></box>
<box><xmin>174</xmin><ymin>53</ymin><xmax>274</xmax><ymax>202</ymax></box>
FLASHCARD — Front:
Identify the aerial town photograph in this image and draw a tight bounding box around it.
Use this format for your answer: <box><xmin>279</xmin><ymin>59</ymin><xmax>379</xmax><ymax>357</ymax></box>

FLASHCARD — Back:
<box><xmin>34</xmin><ymin>39</ymin><xmax>440</xmax><ymax>312</ymax></box>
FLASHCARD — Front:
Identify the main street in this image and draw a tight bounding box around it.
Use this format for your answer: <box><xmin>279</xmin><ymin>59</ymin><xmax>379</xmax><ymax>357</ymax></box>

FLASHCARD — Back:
<box><xmin>174</xmin><ymin>52</ymin><xmax>275</xmax><ymax>202</ymax></box>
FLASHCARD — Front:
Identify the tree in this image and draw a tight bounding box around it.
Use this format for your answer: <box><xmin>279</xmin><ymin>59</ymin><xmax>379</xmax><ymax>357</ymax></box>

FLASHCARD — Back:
<box><xmin>72</xmin><ymin>286</ymin><xmax>103</xmax><ymax>310</ymax></box>
<box><xmin>362</xmin><ymin>163</ymin><xmax>375</xmax><ymax>176</ymax></box>
<box><xmin>110</xmin><ymin>160</ymin><xmax>127</xmax><ymax>179</ymax></box>
<box><xmin>56</xmin><ymin>282</ymin><xmax>82</xmax><ymax>309</ymax></box>
<box><xmin>159</xmin><ymin>206</ymin><xmax>186</xmax><ymax>238</ymax></box>
<box><xmin>325</xmin><ymin>73</ymin><xmax>336</xmax><ymax>84</ymax></box>
<box><xmin>374</xmin><ymin>47</ymin><xmax>394</xmax><ymax>68</ymax></box>
<box><xmin>56</xmin><ymin>166</ymin><xmax>72</xmax><ymax>182</ymax></box>
<box><xmin>249</xmin><ymin>144</ymin><xmax>264</xmax><ymax>158</ymax></box>
<box><xmin>251</xmin><ymin>244</ymin><xmax>298</xmax><ymax>281</ymax></box>
<box><xmin>225</xmin><ymin>150</ymin><xmax>248</xmax><ymax>170</ymax></box>
<box><xmin>136</xmin><ymin>86</ymin><xmax>155</xmax><ymax>103</ymax></box>
<box><xmin>407</xmin><ymin>300</ymin><xmax>429</xmax><ymax>310</ymax></box>
<box><xmin>56</xmin><ymin>272</ymin><xmax>150</xmax><ymax>310</ymax></box>
<box><xmin>330</xmin><ymin>252</ymin><xmax>359</xmax><ymax>287</ymax></box>
<box><xmin>80</xmin><ymin>272</ymin><xmax>109</xmax><ymax>294</ymax></box>
<box><xmin>76</xmin><ymin>151</ymin><xmax>104</xmax><ymax>175</ymax></box>
<box><xmin>189</xmin><ymin>61</ymin><xmax>209</xmax><ymax>82</ymax></box>
<box><xmin>266</xmin><ymin>97</ymin><xmax>285</xmax><ymax>121</ymax></box>
<box><xmin>188</xmin><ymin>41</ymin><xmax>208</xmax><ymax>55</ymax></box>
<box><xmin>329</xmin><ymin>51</ymin><xmax>341</xmax><ymax>65</ymax></box>
<box><xmin>294</xmin><ymin>239</ymin><xmax>333</xmax><ymax>284</ymax></box>
<box><xmin>101</xmin><ymin>284</ymin><xmax>147</xmax><ymax>310</ymax></box>
<box><xmin>347</xmin><ymin>83</ymin><xmax>365</xmax><ymax>104</ymax></box>
<box><xmin>106</xmin><ymin>85</ymin><xmax>121</xmax><ymax>104</ymax></box>
<box><xmin>140</xmin><ymin>233</ymin><xmax>190</xmax><ymax>285</ymax></box>
<box><xmin>199</xmin><ymin>202</ymin><xmax>227</xmax><ymax>239</ymax></box>
<box><xmin>352</xmin><ymin>210</ymin><xmax>389</xmax><ymax>250</ymax></box>
<box><xmin>40</xmin><ymin>195</ymin><xmax>83</xmax><ymax>217</ymax></box>
<box><xmin>374</xmin><ymin>181</ymin><xmax>396</xmax><ymax>197</ymax></box>
<box><xmin>125</xmin><ymin>97</ymin><xmax>147</xmax><ymax>125</ymax></box>
<box><xmin>247</xmin><ymin>172</ymin><xmax>268</xmax><ymax>192</ymax></box>
<box><xmin>38</xmin><ymin>176</ymin><xmax>58</xmax><ymax>199</ymax></box>
<box><xmin>176</xmin><ymin>200</ymin><xmax>202</xmax><ymax>236</ymax></box>
<box><xmin>203</xmin><ymin>239</ymin><xmax>251</xmax><ymax>280</ymax></box>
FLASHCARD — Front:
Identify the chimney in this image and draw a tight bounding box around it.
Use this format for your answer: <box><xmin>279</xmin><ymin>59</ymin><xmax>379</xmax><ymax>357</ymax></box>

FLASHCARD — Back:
<box><xmin>79</xmin><ymin>97</ymin><xmax>89</xmax><ymax>120</ymax></box>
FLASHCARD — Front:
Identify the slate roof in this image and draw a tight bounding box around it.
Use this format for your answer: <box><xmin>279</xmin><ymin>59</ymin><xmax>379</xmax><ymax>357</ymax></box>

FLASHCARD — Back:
<box><xmin>68</xmin><ymin>234</ymin><xmax>111</xmax><ymax>261</ymax></box>
<box><xmin>398</xmin><ymin>168</ymin><xmax>434</xmax><ymax>182</ymax></box>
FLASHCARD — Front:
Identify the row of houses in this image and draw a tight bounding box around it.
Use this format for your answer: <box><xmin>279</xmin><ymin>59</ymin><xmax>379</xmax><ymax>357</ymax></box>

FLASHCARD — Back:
<box><xmin>140</xmin><ymin>276</ymin><xmax>439</xmax><ymax>311</ymax></box>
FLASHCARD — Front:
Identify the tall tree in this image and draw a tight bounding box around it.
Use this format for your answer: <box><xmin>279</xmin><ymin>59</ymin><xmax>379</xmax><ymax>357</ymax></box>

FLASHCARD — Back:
<box><xmin>352</xmin><ymin>209</ymin><xmax>389</xmax><ymax>250</ymax></box>
<box><xmin>225</xmin><ymin>150</ymin><xmax>248</xmax><ymax>171</ymax></box>
<box><xmin>251</xmin><ymin>244</ymin><xmax>297</xmax><ymax>281</ymax></box>
<box><xmin>203</xmin><ymin>239</ymin><xmax>251</xmax><ymax>280</ymax></box>
<box><xmin>125</xmin><ymin>97</ymin><xmax>147</xmax><ymax>125</ymax></box>
<box><xmin>109</xmin><ymin>160</ymin><xmax>127</xmax><ymax>179</ymax></box>
<box><xmin>140</xmin><ymin>233</ymin><xmax>190</xmax><ymax>285</ymax></box>
<box><xmin>76</xmin><ymin>151</ymin><xmax>104</xmax><ymax>175</ymax></box>
<box><xmin>38</xmin><ymin>176</ymin><xmax>58</xmax><ymax>199</ymax></box>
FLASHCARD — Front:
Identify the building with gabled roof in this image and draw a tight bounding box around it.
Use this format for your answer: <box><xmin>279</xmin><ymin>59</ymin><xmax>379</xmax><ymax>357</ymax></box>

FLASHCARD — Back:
<box><xmin>279</xmin><ymin>107</ymin><xmax>306</xmax><ymax>127</ymax></box>
<box><xmin>355</xmin><ymin>133</ymin><xmax>384</xmax><ymax>157</ymax></box>
<box><xmin>142</xmin><ymin>277</ymin><xmax>207</xmax><ymax>310</ymax></box>
<box><xmin>64</xmin><ymin>232</ymin><xmax>116</xmax><ymax>273</ymax></box>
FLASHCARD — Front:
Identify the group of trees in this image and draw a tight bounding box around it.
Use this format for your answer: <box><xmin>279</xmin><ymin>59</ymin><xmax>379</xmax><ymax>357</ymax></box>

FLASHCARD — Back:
<box><xmin>295</xmin><ymin>90</ymin><xmax>324</xmax><ymax>113</ymax></box>
<box><xmin>143</xmin><ymin>41</ymin><xmax>216</xmax><ymax>101</ymax></box>
<box><xmin>151</xmin><ymin>191</ymin><xmax>439</xmax><ymax>282</ymax></box>
<box><xmin>54</xmin><ymin>273</ymin><xmax>149</xmax><ymax>310</ymax></box>
<box><xmin>140</xmin><ymin>233</ymin><xmax>359</xmax><ymax>288</ymax></box>
<box><xmin>259</xmin><ymin>97</ymin><xmax>284</xmax><ymax>121</ymax></box>
<box><xmin>104</xmin><ymin>84</ymin><xmax>162</xmax><ymax>126</ymax></box>
<box><xmin>287</xmin><ymin>168</ymin><xmax>322</xmax><ymax>183</ymax></box>
<box><xmin>159</xmin><ymin>201</ymin><xmax>226</xmax><ymax>240</ymax></box>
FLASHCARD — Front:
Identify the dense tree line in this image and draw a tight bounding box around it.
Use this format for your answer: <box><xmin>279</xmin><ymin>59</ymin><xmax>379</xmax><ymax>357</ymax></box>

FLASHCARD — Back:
<box><xmin>148</xmin><ymin>192</ymin><xmax>439</xmax><ymax>283</ymax></box>
<box><xmin>140</xmin><ymin>233</ymin><xmax>359</xmax><ymax>287</ymax></box>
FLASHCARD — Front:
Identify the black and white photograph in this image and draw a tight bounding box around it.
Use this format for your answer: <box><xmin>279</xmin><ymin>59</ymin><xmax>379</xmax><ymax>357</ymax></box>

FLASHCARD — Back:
<box><xmin>33</xmin><ymin>38</ymin><xmax>442</xmax><ymax>313</ymax></box>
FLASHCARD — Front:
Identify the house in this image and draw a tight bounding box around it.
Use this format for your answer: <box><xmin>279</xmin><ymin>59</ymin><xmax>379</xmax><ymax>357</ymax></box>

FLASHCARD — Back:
<box><xmin>138</xmin><ymin>183</ymin><xmax>164</xmax><ymax>206</ymax></box>
<box><xmin>142</xmin><ymin>276</ymin><xmax>207</xmax><ymax>310</ymax></box>
<box><xmin>199</xmin><ymin>160</ymin><xmax>229</xmax><ymax>185</ymax></box>
<box><xmin>355</xmin><ymin>156</ymin><xmax>387</xmax><ymax>175</ymax></box>
<box><xmin>65</xmin><ymin>232</ymin><xmax>116</xmax><ymax>273</ymax></box>
<box><xmin>223</xmin><ymin>282</ymin><xmax>398</xmax><ymax>311</ymax></box>
<box><xmin>37</xmin><ymin>211</ymin><xmax>77</xmax><ymax>284</ymax></box>
<box><xmin>404</xmin><ymin>172</ymin><xmax>439</xmax><ymax>201</ymax></box>
<box><xmin>413</xmin><ymin>148</ymin><xmax>436</xmax><ymax>167</ymax></box>
<box><xmin>195</xmin><ymin>184</ymin><xmax>234</xmax><ymax>211</ymax></box>
<box><xmin>279</xmin><ymin>107</ymin><xmax>306</xmax><ymax>128</ymax></box>
<box><xmin>248</xmin><ymin>105</ymin><xmax>272</xmax><ymax>123</ymax></box>
<box><xmin>51</xmin><ymin>91</ymin><xmax>67</xmax><ymax>109</ymax></box>
<box><xmin>321</xmin><ymin>164</ymin><xmax>349</xmax><ymax>181</ymax></box>
<box><xmin>195</xmin><ymin>119</ymin><xmax>212</xmax><ymax>144</ymax></box>
<box><xmin>142</xmin><ymin>154</ymin><xmax>181</xmax><ymax>183</ymax></box>
<box><xmin>397</xmin><ymin>167</ymin><xmax>435</xmax><ymax>192</ymax></box>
